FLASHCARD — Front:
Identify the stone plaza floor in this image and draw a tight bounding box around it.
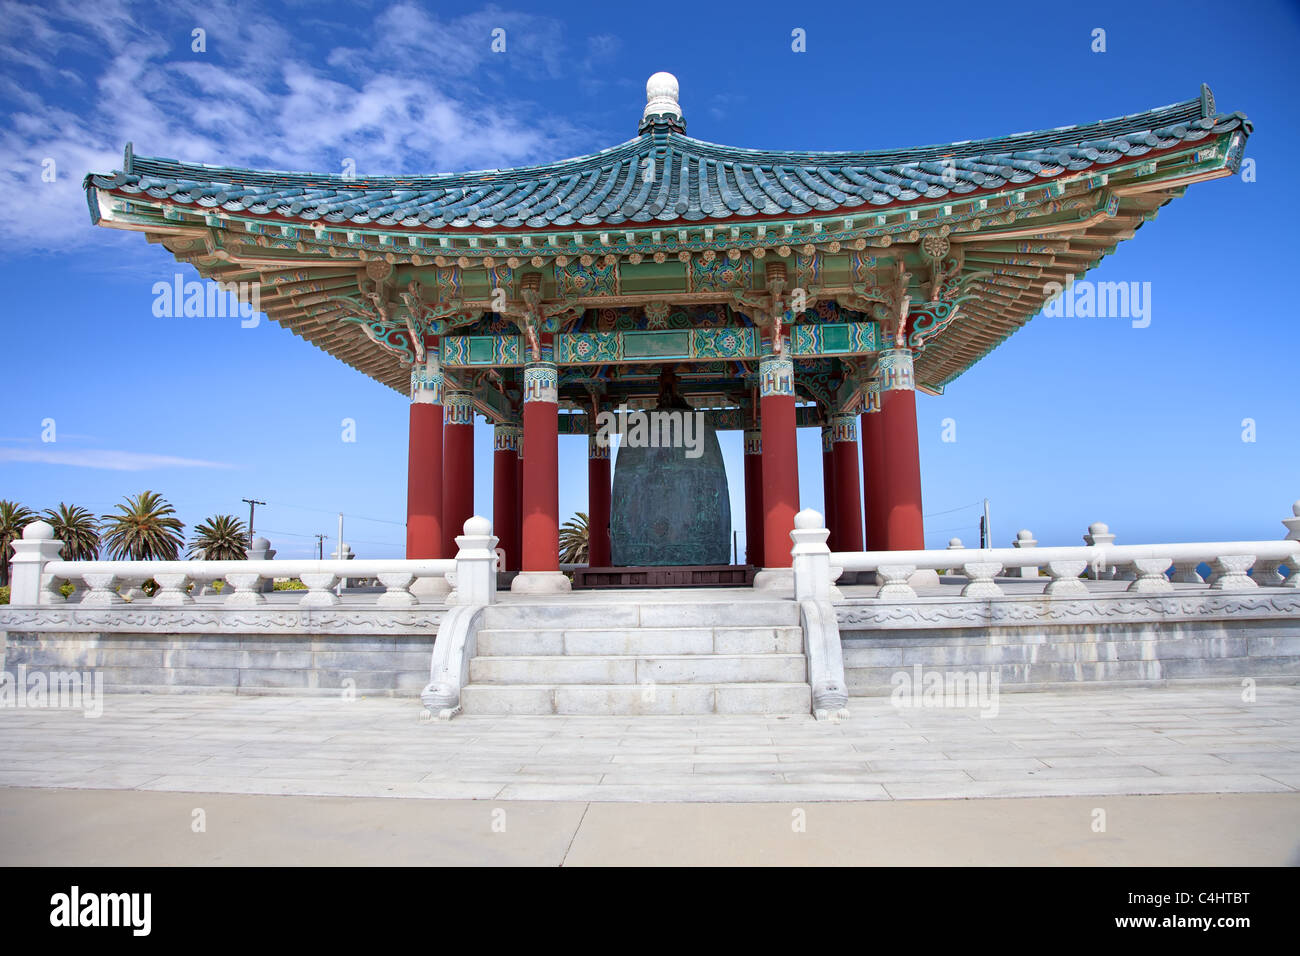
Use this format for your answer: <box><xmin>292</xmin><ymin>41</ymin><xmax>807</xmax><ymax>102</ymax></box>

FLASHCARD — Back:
<box><xmin>2</xmin><ymin>685</ymin><xmax>1297</xmax><ymax>865</ymax></box>
<box><xmin>0</xmin><ymin>684</ymin><xmax>1296</xmax><ymax>802</ymax></box>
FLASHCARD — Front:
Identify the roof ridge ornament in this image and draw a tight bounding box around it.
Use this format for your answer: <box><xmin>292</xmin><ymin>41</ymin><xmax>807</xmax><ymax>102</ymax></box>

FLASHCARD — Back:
<box><xmin>639</xmin><ymin>71</ymin><xmax>686</xmax><ymax>134</ymax></box>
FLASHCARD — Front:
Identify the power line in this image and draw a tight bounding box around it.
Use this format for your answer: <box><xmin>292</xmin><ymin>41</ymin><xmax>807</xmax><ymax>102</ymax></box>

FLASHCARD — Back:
<box><xmin>927</xmin><ymin>523</ymin><xmax>978</xmax><ymax>535</ymax></box>
<box><xmin>261</xmin><ymin>500</ymin><xmax>404</xmax><ymax>526</ymax></box>
<box><xmin>924</xmin><ymin>500</ymin><xmax>982</xmax><ymax>519</ymax></box>
<box><xmin>257</xmin><ymin>527</ymin><xmax>402</xmax><ymax>549</ymax></box>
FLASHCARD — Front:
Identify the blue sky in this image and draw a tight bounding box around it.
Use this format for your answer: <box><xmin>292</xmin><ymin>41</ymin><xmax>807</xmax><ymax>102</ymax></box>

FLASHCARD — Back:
<box><xmin>2</xmin><ymin>0</ymin><xmax>1297</xmax><ymax>558</ymax></box>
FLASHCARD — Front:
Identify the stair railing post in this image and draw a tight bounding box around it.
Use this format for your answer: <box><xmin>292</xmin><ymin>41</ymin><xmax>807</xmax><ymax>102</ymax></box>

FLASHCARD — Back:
<box><xmin>791</xmin><ymin>509</ymin><xmax>832</xmax><ymax>602</ymax></box>
<box><xmin>452</xmin><ymin>515</ymin><xmax>499</xmax><ymax>606</ymax></box>
<box><xmin>9</xmin><ymin>521</ymin><xmax>65</xmax><ymax>606</ymax></box>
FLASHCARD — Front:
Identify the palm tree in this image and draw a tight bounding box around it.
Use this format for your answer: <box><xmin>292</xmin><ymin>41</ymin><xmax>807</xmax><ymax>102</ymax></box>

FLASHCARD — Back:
<box><xmin>558</xmin><ymin>512</ymin><xmax>589</xmax><ymax>565</ymax></box>
<box><xmin>42</xmin><ymin>503</ymin><xmax>101</xmax><ymax>561</ymax></box>
<box><xmin>0</xmin><ymin>500</ymin><xmax>36</xmax><ymax>586</ymax></box>
<box><xmin>188</xmin><ymin>514</ymin><xmax>248</xmax><ymax>560</ymax></box>
<box><xmin>100</xmin><ymin>491</ymin><xmax>185</xmax><ymax>561</ymax></box>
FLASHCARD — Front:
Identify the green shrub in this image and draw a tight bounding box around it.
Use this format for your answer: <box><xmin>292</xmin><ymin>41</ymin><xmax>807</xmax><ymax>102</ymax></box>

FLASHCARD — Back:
<box><xmin>273</xmin><ymin>578</ymin><xmax>307</xmax><ymax>590</ymax></box>
<box><xmin>0</xmin><ymin>585</ymin><xmax>8</xmax><ymax>605</ymax></box>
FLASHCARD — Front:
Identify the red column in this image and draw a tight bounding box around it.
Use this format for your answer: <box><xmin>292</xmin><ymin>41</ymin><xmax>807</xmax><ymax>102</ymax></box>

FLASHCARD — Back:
<box><xmin>406</xmin><ymin>362</ymin><xmax>443</xmax><ymax>558</ymax></box>
<box><xmin>860</xmin><ymin>381</ymin><xmax>885</xmax><ymax>550</ymax></box>
<box><xmin>441</xmin><ymin>391</ymin><xmax>475</xmax><ymax>558</ymax></box>
<box><xmin>587</xmin><ymin>434</ymin><xmax>611</xmax><ymax>567</ymax></box>
<box><xmin>521</xmin><ymin>360</ymin><xmax>560</xmax><ymax>573</ymax></box>
<box><xmin>760</xmin><ymin>355</ymin><xmax>798</xmax><ymax>568</ymax></box>
<box><xmin>878</xmin><ymin>349</ymin><xmax>925</xmax><ymax>550</ymax></box>
<box><xmin>493</xmin><ymin>423</ymin><xmax>520</xmax><ymax>573</ymax></box>
<box><xmin>831</xmin><ymin>413</ymin><xmax>864</xmax><ymax>552</ymax></box>
<box><xmin>742</xmin><ymin>428</ymin><xmax>764</xmax><ymax>566</ymax></box>
<box><xmin>821</xmin><ymin>425</ymin><xmax>836</xmax><ymax>552</ymax></box>
<box><xmin>514</xmin><ymin>440</ymin><xmax>524</xmax><ymax>569</ymax></box>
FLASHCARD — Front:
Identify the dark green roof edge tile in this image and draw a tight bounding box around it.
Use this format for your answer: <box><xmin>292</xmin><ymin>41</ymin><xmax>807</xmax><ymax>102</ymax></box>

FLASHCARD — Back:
<box><xmin>84</xmin><ymin>90</ymin><xmax>1250</xmax><ymax>231</ymax></box>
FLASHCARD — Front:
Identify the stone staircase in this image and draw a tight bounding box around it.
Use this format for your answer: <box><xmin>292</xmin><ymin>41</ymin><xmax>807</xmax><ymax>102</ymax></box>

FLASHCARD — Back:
<box><xmin>460</xmin><ymin>597</ymin><xmax>811</xmax><ymax>715</ymax></box>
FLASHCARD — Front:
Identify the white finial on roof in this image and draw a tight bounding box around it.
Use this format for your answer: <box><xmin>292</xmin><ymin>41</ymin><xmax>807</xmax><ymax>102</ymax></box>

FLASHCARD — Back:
<box><xmin>641</xmin><ymin>72</ymin><xmax>684</xmax><ymax>133</ymax></box>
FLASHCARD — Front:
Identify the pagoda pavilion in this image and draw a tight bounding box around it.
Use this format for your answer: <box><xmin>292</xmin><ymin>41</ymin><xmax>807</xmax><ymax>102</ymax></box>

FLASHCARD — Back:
<box><xmin>83</xmin><ymin>74</ymin><xmax>1250</xmax><ymax>594</ymax></box>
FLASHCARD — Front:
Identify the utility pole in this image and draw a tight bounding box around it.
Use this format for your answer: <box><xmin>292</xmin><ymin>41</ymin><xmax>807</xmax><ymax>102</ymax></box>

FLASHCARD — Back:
<box><xmin>242</xmin><ymin>498</ymin><xmax>266</xmax><ymax>545</ymax></box>
<box><xmin>983</xmin><ymin>498</ymin><xmax>992</xmax><ymax>550</ymax></box>
<box><xmin>314</xmin><ymin>534</ymin><xmax>326</xmax><ymax>560</ymax></box>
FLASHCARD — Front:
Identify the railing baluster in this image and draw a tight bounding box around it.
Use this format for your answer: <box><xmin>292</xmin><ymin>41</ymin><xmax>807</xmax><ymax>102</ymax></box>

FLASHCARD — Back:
<box><xmin>875</xmin><ymin>564</ymin><xmax>917</xmax><ymax>600</ymax></box>
<box><xmin>376</xmin><ymin>571</ymin><xmax>417</xmax><ymax>607</ymax></box>
<box><xmin>79</xmin><ymin>572</ymin><xmax>124</xmax><ymax>607</ymax></box>
<box><xmin>1170</xmin><ymin>560</ymin><xmax>1204</xmax><ymax>584</ymax></box>
<box><xmin>222</xmin><ymin>571</ymin><xmax>267</xmax><ymax>606</ymax></box>
<box><xmin>152</xmin><ymin>571</ymin><xmax>194</xmax><ymax>606</ymax></box>
<box><xmin>1045</xmin><ymin>560</ymin><xmax>1089</xmax><ymax>596</ymax></box>
<box><xmin>1210</xmin><ymin>555</ymin><xmax>1258</xmax><ymax>591</ymax></box>
<box><xmin>960</xmin><ymin>560</ymin><xmax>1003</xmax><ymax>598</ymax></box>
<box><xmin>298</xmin><ymin>572</ymin><xmax>341</xmax><ymax>608</ymax></box>
<box><xmin>1127</xmin><ymin>557</ymin><xmax>1174</xmax><ymax>593</ymax></box>
<box><xmin>1252</xmin><ymin>557</ymin><xmax>1287</xmax><ymax>587</ymax></box>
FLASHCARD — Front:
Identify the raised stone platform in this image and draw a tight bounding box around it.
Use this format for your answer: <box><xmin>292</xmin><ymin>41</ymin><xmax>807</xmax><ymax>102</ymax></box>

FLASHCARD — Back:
<box><xmin>3</xmin><ymin>581</ymin><xmax>1297</xmax><ymax>706</ymax></box>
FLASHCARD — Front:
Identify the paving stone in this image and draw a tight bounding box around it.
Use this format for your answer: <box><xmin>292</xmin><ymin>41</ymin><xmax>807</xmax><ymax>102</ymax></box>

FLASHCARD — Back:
<box><xmin>1</xmin><ymin>686</ymin><xmax>1296</xmax><ymax>803</ymax></box>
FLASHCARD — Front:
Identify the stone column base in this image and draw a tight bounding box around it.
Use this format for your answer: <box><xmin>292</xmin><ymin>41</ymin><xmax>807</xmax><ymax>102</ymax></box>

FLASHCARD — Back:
<box><xmin>752</xmin><ymin>568</ymin><xmax>794</xmax><ymax>592</ymax></box>
<box><xmin>908</xmin><ymin>569</ymin><xmax>941</xmax><ymax>588</ymax></box>
<box><xmin>511</xmin><ymin>571</ymin><xmax>572</xmax><ymax>594</ymax></box>
<box><xmin>754</xmin><ymin>567</ymin><xmax>844</xmax><ymax>600</ymax></box>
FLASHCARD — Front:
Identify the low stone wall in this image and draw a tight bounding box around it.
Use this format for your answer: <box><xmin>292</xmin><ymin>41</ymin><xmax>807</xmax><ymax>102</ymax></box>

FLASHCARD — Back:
<box><xmin>6</xmin><ymin>591</ymin><xmax>1299</xmax><ymax>700</ymax></box>
<box><xmin>0</xmin><ymin>606</ymin><xmax>443</xmax><ymax>697</ymax></box>
<box><xmin>836</xmin><ymin>591</ymin><xmax>1300</xmax><ymax>695</ymax></box>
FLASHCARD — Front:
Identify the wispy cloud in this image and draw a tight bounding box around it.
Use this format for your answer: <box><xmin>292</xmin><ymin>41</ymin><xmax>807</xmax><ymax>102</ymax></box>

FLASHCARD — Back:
<box><xmin>0</xmin><ymin>447</ymin><xmax>237</xmax><ymax>471</ymax></box>
<box><xmin>0</xmin><ymin>0</ymin><xmax>594</xmax><ymax>251</ymax></box>
<box><xmin>0</xmin><ymin>434</ymin><xmax>99</xmax><ymax>443</ymax></box>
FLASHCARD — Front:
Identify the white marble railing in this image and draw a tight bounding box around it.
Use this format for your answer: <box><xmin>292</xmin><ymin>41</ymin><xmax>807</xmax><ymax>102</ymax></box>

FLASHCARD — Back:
<box><xmin>7</xmin><ymin>516</ymin><xmax>500</xmax><ymax>609</ymax></box>
<box><xmin>832</xmin><ymin>542</ymin><xmax>1300</xmax><ymax>600</ymax></box>
<box><xmin>793</xmin><ymin>504</ymin><xmax>1300</xmax><ymax>601</ymax></box>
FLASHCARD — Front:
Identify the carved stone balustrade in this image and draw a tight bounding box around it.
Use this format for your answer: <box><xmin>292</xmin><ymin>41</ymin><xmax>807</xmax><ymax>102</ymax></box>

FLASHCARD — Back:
<box><xmin>815</xmin><ymin>501</ymin><xmax>1300</xmax><ymax>604</ymax></box>
<box><xmin>4</xmin><ymin>519</ymin><xmax>495</xmax><ymax>610</ymax></box>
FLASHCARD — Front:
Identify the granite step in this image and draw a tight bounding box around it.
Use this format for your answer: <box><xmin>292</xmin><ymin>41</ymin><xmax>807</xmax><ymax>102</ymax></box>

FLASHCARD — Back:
<box><xmin>475</xmin><ymin>626</ymin><xmax>803</xmax><ymax>657</ymax></box>
<box><xmin>479</xmin><ymin>600</ymin><xmax>800</xmax><ymax>630</ymax></box>
<box><xmin>462</xmin><ymin>597</ymin><xmax>810</xmax><ymax>716</ymax></box>
<box><xmin>460</xmin><ymin>682</ymin><xmax>813</xmax><ymax>716</ymax></box>
<box><xmin>469</xmin><ymin>653</ymin><xmax>807</xmax><ymax>685</ymax></box>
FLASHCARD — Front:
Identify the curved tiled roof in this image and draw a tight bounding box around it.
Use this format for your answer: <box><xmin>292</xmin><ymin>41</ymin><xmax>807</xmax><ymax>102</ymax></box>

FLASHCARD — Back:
<box><xmin>86</xmin><ymin>92</ymin><xmax>1249</xmax><ymax>231</ymax></box>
